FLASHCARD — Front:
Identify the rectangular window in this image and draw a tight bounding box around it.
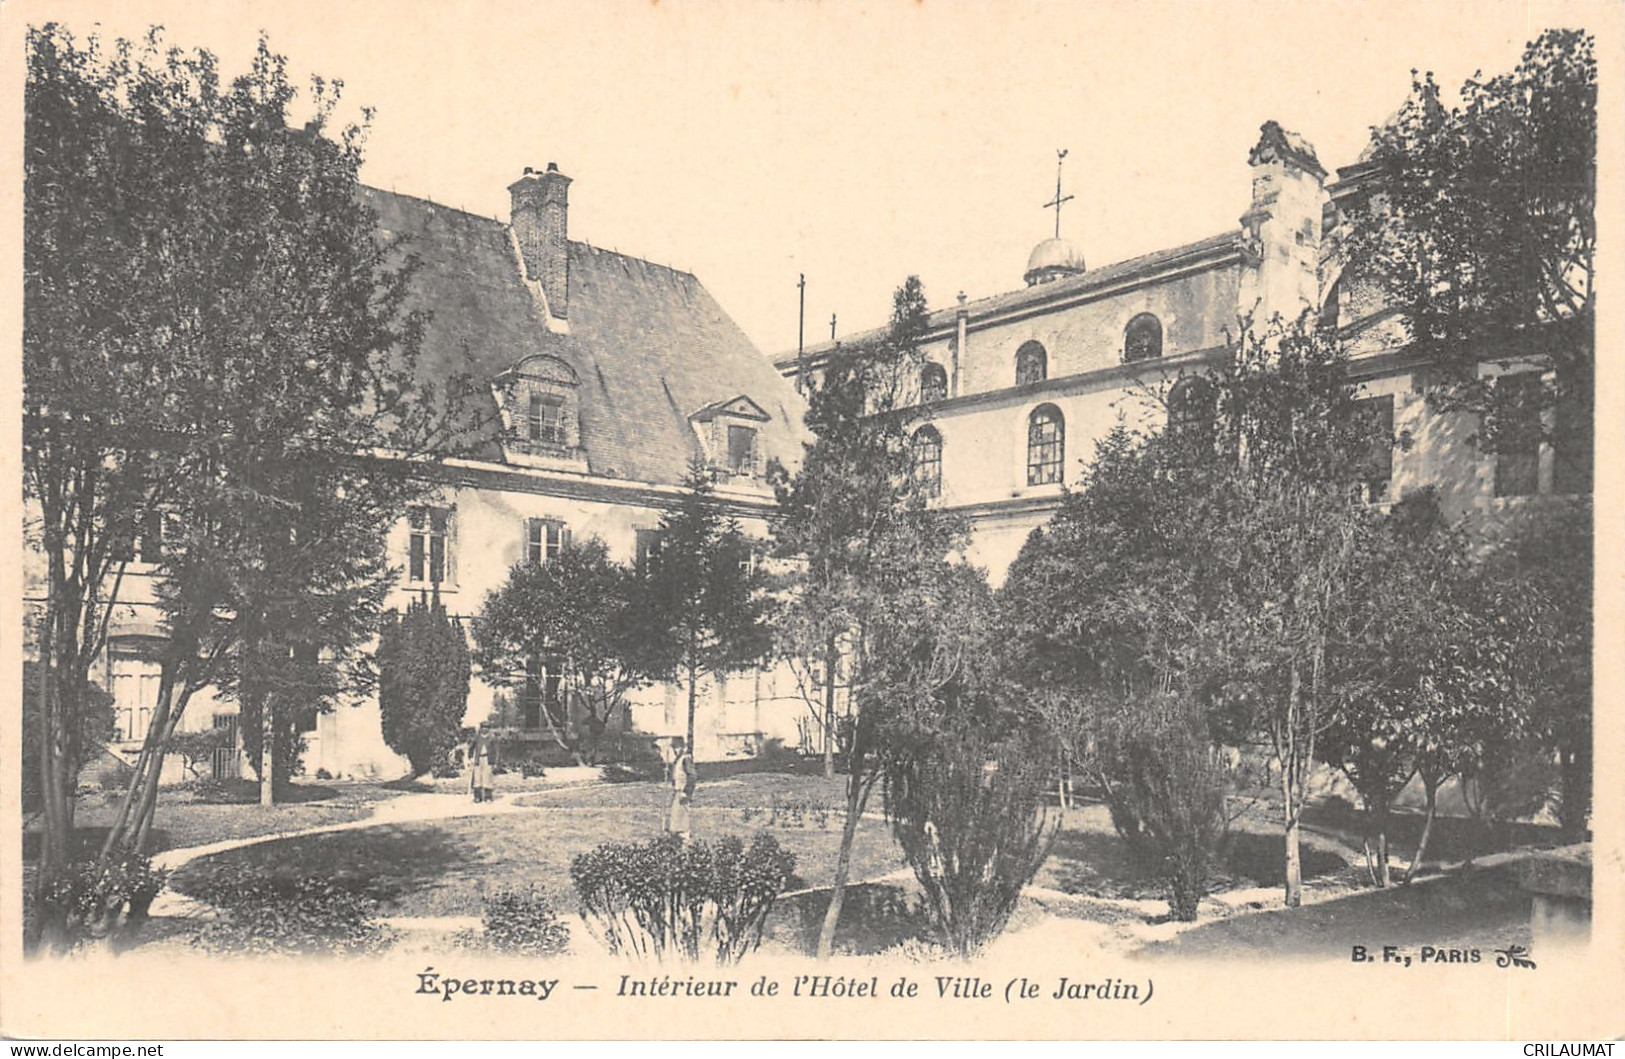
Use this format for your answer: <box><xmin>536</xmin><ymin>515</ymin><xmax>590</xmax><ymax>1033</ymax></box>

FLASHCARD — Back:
<box><xmin>139</xmin><ymin>510</ymin><xmax>169</xmax><ymax>564</ymax></box>
<box><xmin>408</xmin><ymin>507</ymin><xmax>452</xmax><ymax>584</ymax></box>
<box><xmin>522</xmin><ymin>655</ymin><xmax>564</xmax><ymax>730</ymax></box>
<box><xmin>1353</xmin><ymin>395</ymin><xmax>1395</xmax><ymax>502</ymax></box>
<box><xmin>526</xmin><ymin>518</ymin><xmax>568</xmax><ymax>565</ymax></box>
<box><xmin>727</xmin><ymin>425</ymin><xmax>758</xmax><ymax>476</ymax></box>
<box><xmin>635</xmin><ymin>529</ymin><xmax>664</xmax><ymax>578</ymax></box>
<box><xmin>1493</xmin><ymin>373</ymin><xmax>1542</xmax><ymax>498</ymax></box>
<box><xmin>528</xmin><ymin>393</ymin><xmax>566</xmax><ymax>446</ymax></box>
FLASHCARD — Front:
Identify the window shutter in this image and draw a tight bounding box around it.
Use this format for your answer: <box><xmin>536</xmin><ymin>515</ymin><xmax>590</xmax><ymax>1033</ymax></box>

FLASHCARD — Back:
<box><xmin>524</xmin><ymin>517</ymin><xmax>537</xmax><ymax>564</ymax></box>
<box><xmin>560</xmin><ymin>524</ymin><xmax>572</xmax><ymax>552</ymax></box>
<box><xmin>445</xmin><ymin>508</ymin><xmax>458</xmax><ymax>586</ymax></box>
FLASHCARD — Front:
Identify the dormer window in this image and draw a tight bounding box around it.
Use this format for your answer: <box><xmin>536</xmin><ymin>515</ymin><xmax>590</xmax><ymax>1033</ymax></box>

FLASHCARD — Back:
<box><xmin>504</xmin><ymin>355</ymin><xmax>580</xmax><ymax>455</ymax></box>
<box><xmin>691</xmin><ymin>394</ymin><xmax>771</xmax><ymax>479</ymax></box>
<box><xmin>727</xmin><ymin>425</ymin><xmax>758</xmax><ymax>476</ymax></box>
<box><xmin>527</xmin><ymin>393</ymin><xmax>566</xmax><ymax>446</ymax></box>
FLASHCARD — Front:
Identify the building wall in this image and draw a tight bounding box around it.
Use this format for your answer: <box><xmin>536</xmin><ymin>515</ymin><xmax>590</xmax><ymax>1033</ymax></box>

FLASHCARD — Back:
<box><xmin>926</xmin><ymin>263</ymin><xmax>1242</xmax><ymax>399</ymax></box>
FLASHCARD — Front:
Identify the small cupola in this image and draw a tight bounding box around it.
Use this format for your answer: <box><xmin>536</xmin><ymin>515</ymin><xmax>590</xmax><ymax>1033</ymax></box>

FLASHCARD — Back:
<box><xmin>1024</xmin><ymin>237</ymin><xmax>1087</xmax><ymax>286</ymax></box>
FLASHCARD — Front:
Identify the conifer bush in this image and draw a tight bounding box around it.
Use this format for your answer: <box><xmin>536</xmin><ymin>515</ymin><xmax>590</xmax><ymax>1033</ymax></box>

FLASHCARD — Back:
<box><xmin>571</xmin><ymin>833</ymin><xmax>794</xmax><ymax>963</ymax></box>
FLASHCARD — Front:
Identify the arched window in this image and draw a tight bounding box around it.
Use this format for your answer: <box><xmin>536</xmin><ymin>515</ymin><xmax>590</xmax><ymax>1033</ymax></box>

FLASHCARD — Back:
<box><xmin>920</xmin><ymin>363</ymin><xmax>948</xmax><ymax>403</ymax></box>
<box><xmin>1026</xmin><ymin>404</ymin><xmax>1064</xmax><ymax>486</ymax></box>
<box><xmin>911</xmin><ymin>426</ymin><xmax>943</xmax><ymax>499</ymax></box>
<box><xmin>1124</xmin><ymin>313</ymin><xmax>1163</xmax><ymax>362</ymax></box>
<box><xmin>1015</xmin><ymin>341</ymin><xmax>1048</xmax><ymax>386</ymax></box>
<box><xmin>1167</xmin><ymin>377</ymin><xmax>1215</xmax><ymax>442</ymax></box>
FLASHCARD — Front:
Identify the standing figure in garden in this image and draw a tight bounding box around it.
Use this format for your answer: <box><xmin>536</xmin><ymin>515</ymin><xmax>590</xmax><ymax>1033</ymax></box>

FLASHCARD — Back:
<box><xmin>666</xmin><ymin>737</ymin><xmax>694</xmax><ymax>839</ymax></box>
<box><xmin>469</xmin><ymin>724</ymin><xmax>496</xmax><ymax>803</ymax></box>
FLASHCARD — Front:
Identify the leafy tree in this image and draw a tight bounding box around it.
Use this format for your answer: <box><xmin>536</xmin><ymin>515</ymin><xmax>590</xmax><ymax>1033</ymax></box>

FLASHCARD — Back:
<box><xmin>878</xmin><ymin>563</ymin><xmax>1059</xmax><ymax>955</ymax></box>
<box><xmin>1314</xmin><ymin>490</ymin><xmax>1526</xmax><ymax>885</ymax></box>
<box><xmin>470</xmin><ymin>538</ymin><xmax>649</xmax><ymax>764</ymax></box>
<box><xmin>768</xmin><ymin>276</ymin><xmax>968</xmax><ymax>958</ymax></box>
<box><xmin>24</xmin><ymin>25</ymin><xmax>465</xmax><ymax>945</ymax></box>
<box><xmin>164</xmin><ymin>728</ymin><xmax>231</xmax><ymax>785</ymax></box>
<box><xmin>642</xmin><ymin>464</ymin><xmax>773</xmax><ymax>769</ymax></box>
<box><xmin>1488</xmin><ymin>503</ymin><xmax>1592</xmax><ymax>836</ymax></box>
<box><xmin>379</xmin><ymin>589</ymin><xmax>472</xmax><ymax>778</ymax></box>
<box><xmin>1345</xmin><ymin>29</ymin><xmax>1594</xmax><ymax>465</ymax></box>
<box><xmin>22</xmin><ymin>661</ymin><xmax>116</xmax><ymax>817</ymax></box>
<box><xmin>1344</xmin><ymin>29</ymin><xmax>1595</xmax><ymax>840</ymax></box>
<box><xmin>1001</xmin><ymin>425</ymin><xmax>1240</xmax><ymax>919</ymax></box>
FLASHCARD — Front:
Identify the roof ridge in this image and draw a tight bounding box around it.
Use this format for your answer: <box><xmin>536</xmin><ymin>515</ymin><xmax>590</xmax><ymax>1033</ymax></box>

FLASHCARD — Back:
<box><xmin>361</xmin><ymin>184</ymin><xmax>501</xmax><ymax>226</ymax></box>
<box><xmin>779</xmin><ymin>229</ymin><xmax>1240</xmax><ymax>361</ymax></box>
<box><xmin>571</xmin><ymin>239</ymin><xmax>696</xmax><ymax>280</ymax></box>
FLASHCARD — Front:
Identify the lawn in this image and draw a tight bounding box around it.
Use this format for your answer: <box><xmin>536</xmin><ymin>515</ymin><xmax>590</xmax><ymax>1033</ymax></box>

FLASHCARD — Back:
<box><xmin>145</xmin><ymin>768</ymin><xmax>1559</xmax><ymax>960</ymax></box>
<box><xmin>170</xmin><ymin>798</ymin><xmax>902</xmax><ymax>918</ymax></box>
<box><xmin>1136</xmin><ymin>864</ymin><xmax>1533</xmax><ymax>959</ymax></box>
<box><xmin>22</xmin><ymin>780</ymin><xmax>399</xmax><ymax>861</ymax></box>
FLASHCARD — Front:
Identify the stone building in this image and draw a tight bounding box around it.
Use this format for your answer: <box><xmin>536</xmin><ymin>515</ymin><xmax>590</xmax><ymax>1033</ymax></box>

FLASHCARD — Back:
<box><xmin>775</xmin><ymin>121</ymin><xmax>1591</xmax><ymax>584</ymax></box>
<box><xmin>85</xmin><ymin>163</ymin><xmax>810</xmax><ymax>780</ymax></box>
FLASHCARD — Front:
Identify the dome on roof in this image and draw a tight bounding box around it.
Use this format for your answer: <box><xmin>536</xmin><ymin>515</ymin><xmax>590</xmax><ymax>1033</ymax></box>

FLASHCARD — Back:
<box><xmin>1024</xmin><ymin>236</ymin><xmax>1086</xmax><ymax>286</ymax></box>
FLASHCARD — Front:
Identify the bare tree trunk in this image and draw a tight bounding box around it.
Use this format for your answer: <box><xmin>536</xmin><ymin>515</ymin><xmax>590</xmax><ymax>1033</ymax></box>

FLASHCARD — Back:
<box><xmin>1373</xmin><ymin>790</ymin><xmax>1391</xmax><ymax>888</ymax></box>
<box><xmin>817</xmin><ymin>769</ymin><xmax>875</xmax><ymax>960</ymax></box>
<box><xmin>31</xmin><ymin>587</ymin><xmax>71</xmax><ymax>952</ymax></box>
<box><xmin>1402</xmin><ymin>777</ymin><xmax>1439</xmax><ymax>884</ymax></box>
<box><xmin>1281</xmin><ymin>665</ymin><xmax>1303</xmax><ymax>908</ymax></box>
<box><xmin>684</xmin><ymin>660</ymin><xmax>699</xmax><ymax>774</ymax></box>
<box><xmin>821</xmin><ymin>637</ymin><xmax>838</xmax><ymax>780</ymax></box>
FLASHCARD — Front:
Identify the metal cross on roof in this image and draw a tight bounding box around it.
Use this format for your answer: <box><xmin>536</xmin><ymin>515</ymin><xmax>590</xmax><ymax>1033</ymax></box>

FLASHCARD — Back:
<box><xmin>1043</xmin><ymin>149</ymin><xmax>1074</xmax><ymax>239</ymax></box>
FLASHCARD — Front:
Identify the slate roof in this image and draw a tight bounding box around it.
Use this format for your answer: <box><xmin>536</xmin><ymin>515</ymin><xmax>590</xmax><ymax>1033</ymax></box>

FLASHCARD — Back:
<box><xmin>364</xmin><ymin>186</ymin><xmax>804</xmax><ymax>485</ymax></box>
<box><xmin>776</xmin><ymin>230</ymin><xmax>1240</xmax><ymax>368</ymax></box>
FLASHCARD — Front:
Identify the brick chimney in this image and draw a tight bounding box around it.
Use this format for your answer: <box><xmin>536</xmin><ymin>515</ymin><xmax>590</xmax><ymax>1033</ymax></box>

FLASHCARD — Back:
<box><xmin>509</xmin><ymin>162</ymin><xmax>572</xmax><ymax>320</ymax></box>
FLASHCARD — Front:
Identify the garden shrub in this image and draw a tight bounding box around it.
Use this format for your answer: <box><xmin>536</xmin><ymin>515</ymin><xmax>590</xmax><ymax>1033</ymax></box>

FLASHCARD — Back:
<box><xmin>571</xmin><ymin>833</ymin><xmax>794</xmax><ymax>964</ymax></box>
<box><xmin>1096</xmin><ymin>693</ymin><xmax>1235</xmax><ymax>921</ymax></box>
<box><xmin>884</xmin><ymin>729</ymin><xmax>1060</xmax><ymax>957</ymax></box>
<box><xmin>25</xmin><ymin>854</ymin><xmax>170</xmax><ymax>949</ymax></box>
<box><xmin>741</xmin><ymin>795</ymin><xmax>833</xmax><ymax>829</ymax></box>
<box><xmin>1117</xmin><ymin>704</ymin><xmax>1234</xmax><ymax>921</ymax></box>
<box><xmin>187</xmin><ymin>863</ymin><xmax>392</xmax><ymax>955</ymax></box>
<box><xmin>478</xmin><ymin>884</ymin><xmax>571</xmax><ymax>956</ymax></box>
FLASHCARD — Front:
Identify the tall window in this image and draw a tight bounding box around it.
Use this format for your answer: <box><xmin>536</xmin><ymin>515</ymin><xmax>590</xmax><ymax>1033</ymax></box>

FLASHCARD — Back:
<box><xmin>1352</xmin><ymin>395</ymin><xmax>1395</xmax><ymax>502</ymax></box>
<box><xmin>526</xmin><ymin>518</ymin><xmax>569</xmax><ymax>565</ymax></box>
<box><xmin>1026</xmin><ymin>405</ymin><xmax>1065</xmax><ymax>486</ymax></box>
<box><xmin>408</xmin><ymin>506</ymin><xmax>453</xmax><ymax>585</ymax></box>
<box><xmin>1167</xmin><ymin>377</ymin><xmax>1215</xmax><ymax>443</ymax></box>
<box><xmin>1124</xmin><ymin>313</ymin><xmax>1163</xmax><ymax>362</ymax></box>
<box><xmin>527</xmin><ymin>393</ymin><xmax>566</xmax><ymax>446</ymax></box>
<box><xmin>920</xmin><ymin>363</ymin><xmax>948</xmax><ymax>403</ymax></box>
<box><xmin>1015</xmin><ymin>341</ymin><xmax>1048</xmax><ymax>386</ymax></box>
<box><xmin>911</xmin><ymin>426</ymin><xmax>943</xmax><ymax>499</ymax></box>
<box><xmin>635</xmin><ymin>529</ymin><xmax>665</xmax><ymax>578</ymax></box>
<box><xmin>727</xmin><ymin>424</ymin><xmax>759</xmax><ymax>476</ymax></box>
<box><xmin>108</xmin><ymin>642</ymin><xmax>160</xmax><ymax>742</ymax></box>
<box><xmin>522</xmin><ymin>655</ymin><xmax>565</xmax><ymax>730</ymax></box>
<box><xmin>1492</xmin><ymin>372</ymin><xmax>1542</xmax><ymax>498</ymax></box>
<box><xmin>211</xmin><ymin>713</ymin><xmax>240</xmax><ymax>780</ymax></box>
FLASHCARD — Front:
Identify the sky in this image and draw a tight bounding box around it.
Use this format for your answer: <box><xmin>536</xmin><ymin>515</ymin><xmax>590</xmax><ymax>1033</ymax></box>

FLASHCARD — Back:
<box><xmin>9</xmin><ymin>0</ymin><xmax>1617</xmax><ymax>355</ymax></box>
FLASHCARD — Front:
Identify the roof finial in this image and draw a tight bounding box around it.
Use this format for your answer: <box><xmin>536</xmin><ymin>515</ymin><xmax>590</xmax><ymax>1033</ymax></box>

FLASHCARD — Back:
<box><xmin>1043</xmin><ymin>149</ymin><xmax>1074</xmax><ymax>239</ymax></box>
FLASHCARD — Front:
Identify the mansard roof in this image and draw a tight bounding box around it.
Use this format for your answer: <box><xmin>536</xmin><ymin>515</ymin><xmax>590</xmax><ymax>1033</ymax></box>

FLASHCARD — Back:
<box><xmin>364</xmin><ymin>186</ymin><xmax>804</xmax><ymax>485</ymax></box>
